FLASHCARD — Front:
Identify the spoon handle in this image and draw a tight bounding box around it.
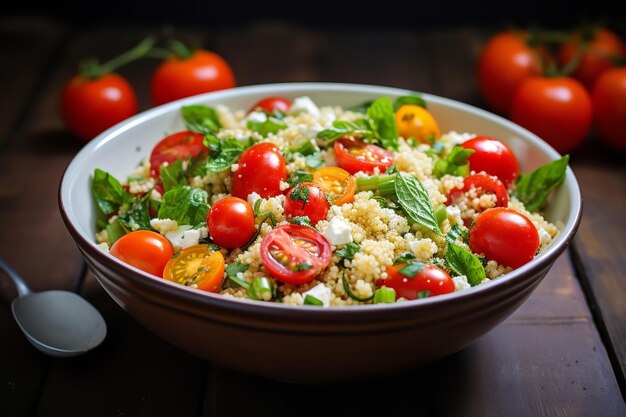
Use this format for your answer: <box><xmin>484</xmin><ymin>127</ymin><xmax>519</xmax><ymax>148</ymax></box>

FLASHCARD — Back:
<box><xmin>0</xmin><ymin>256</ymin><xmax>32</xmax><ymax>297</ymax></box>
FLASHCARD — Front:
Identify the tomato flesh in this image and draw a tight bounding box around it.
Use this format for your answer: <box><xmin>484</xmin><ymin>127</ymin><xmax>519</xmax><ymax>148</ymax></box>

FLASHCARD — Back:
<box><xmin>163</xmin><ymin>245</ymin><xmax>225</xmax><ymax>292</ymax></box>
<box><xmin>334</xmin><ymin>137</ymin><xmax>394</xmax><ymax>175</ymax></box>
<box><xmin>230</xmin><ymin>142</ymin><xmax>288</xmax><ymax>199</ymax></box>
<box><xmin>384</xmin><ymin>263</ymin><xmax>455</xmax><ymax>300</ymax></box>
<box><xmin>149</xmin><ymin>131</ymin><xmax>206</xmax><ymax>178</ymax></box>
<box><xmin>109</xmin><ymin>230</ymin><xmax>174</xmax><ymax>277</ymax></box>
<box><xmin>250</xmin><ymin>96</ymin><xmax>292</xmax><ymax>114</ymax></box>
<box><xmin>207</xmin><ymin>197</ymin><xmax>256</xmax><ymax>248</ymax></box>
<box><xmin>462</xmin><ymin>136</ymin><xmax>519</xmax><ymax>187</ymax></box>
<box><xmin>312</xmin><ymin>167</ymin><xmax>356</xmax><ymax>206</ymax></box>
<box><xmin>260</xmin><ymin>225</ymin><xmax>331</xmax><ymax>285</ymax></box>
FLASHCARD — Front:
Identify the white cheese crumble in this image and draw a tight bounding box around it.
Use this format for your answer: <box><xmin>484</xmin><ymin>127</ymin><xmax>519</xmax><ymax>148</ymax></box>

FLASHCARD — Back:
<box><xmin>538</xmin><ymin>226</ymin><xmax>551</xmax><ymax>246</ymax></box>
<box><xmin>289</xmin><ymin>96</ymin><xmax>320</xmax><ymax>116</ymax></box>
<box><xmin>453</xmin><ymin>275</ymin><xmax>471</xmax><ymax>291</ymax></box>
<box><xmin>302</xmin><ymin>283</ymin><xmax>331</xmax><ymax>307</ymax></box>
<box><xmin>150</xmin><ymin>218</ymin><xmax>179</xmax><ymax>234</ymax></box>
<box><xmin>247</xmin><ymin>192</ymin><xmax>262</xmax><ymax>207</ymax></box>
<box><xmin>244</xmin><ymin>111</ymin><xmax>267</xmax><ymax>124</ymax></box>
<box><xmin>323</xmin><ymin>216</ymin><xmax>353</xmax><ymax>245</ymax></box>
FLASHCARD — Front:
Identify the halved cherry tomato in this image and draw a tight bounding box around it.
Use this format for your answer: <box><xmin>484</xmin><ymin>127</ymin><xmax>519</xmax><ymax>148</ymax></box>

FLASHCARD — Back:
<box><xmin>334</xmin><ymin>137</ymin><xmax>394</xmax><ymax>175</ymax></box>
<box><xmin>207</xmin><ymin>197</ymin><xmax>256</xmax><ymax>248</ymax></box>
<box><xmin>446</xmin><ymin>173</ymin><xmax>509</xmax><ymax>227</ymax></box>
<box><xmin>109</xmin><ymin>230</ymin><xmax>174</xmax><ymax>277</ymax></box>
<box><xmin>230</xmin><ymin>142</ymin><xmax>288</xmax><ymax>199</ymax></box>
<box><xmin>149</xmin><ymin>131</ymin><xmax>206</xmax><ymax>178</ymax></box>
<box><xmin>384</xmin><ymin>262</ymin><xmax>455</xmax><ymax>300</ymax></box>
<box><xmin>312</xmin><ymin>167</ymin><xmax>356</xmax><ymax>206</ymax></box>
<box><xmin>163</xmin><ymin>244</ymin><xmax>225</xmax><ymax>292</ymax></box>
<box><xmin>462</xmin><ymin>136</ymin><xmax>519</xmax><ymax>187</ymax></box>
<box><xmin>395</xmin><ymin>104</ymin><xmax>440</xmax><ymax>143</ymax></box>
<box><xmin>249</xmin><ymin>96</ymin><xmax>292</xmax><ymax>114</ymax></box>
<box><xmin>260</xmin><ymin>224</ymin><xmax>331</xmax><ymax>285</ymax></box>
<box><xmin>469</xmin><ymin>208</ymin><xmax>540</xmax><ymax>269</ymax></box>
<box><xmin>283</xmin><ymin>182</ymin><xmax>330</xmax><ymax>225</ymax></box>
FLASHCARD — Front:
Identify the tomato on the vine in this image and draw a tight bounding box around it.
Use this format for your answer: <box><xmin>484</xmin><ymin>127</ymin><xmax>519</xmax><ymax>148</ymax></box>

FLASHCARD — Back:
<box><xmin>510</xmin><ymin>76</ymin><xmax>592</xmax><ymax>154</ymax></box>
<box><xmin>207</xmin><ymin>197</ymin><xmax>256</xmax><ymax>248</ymax></box>
<box><xmin>249</xmin><ymin>96</ymin><xmax>292</xmax><ymax>114</ymax></box>
<box><xmin>477</xmin><ymin>31</ymin><xmax>544</xmax><ymax>115</ymax></box>
<box><xmin>334</xmin><ymin>137</ymin><xmax>394</xmax><ymax>175</ymax></box>
<box><xmin>163</xmin><ymin>245</ymin><xmax>225</xmax><ymax>292</ymax></box>
<box><xmin>592</xmin><ymin>67</ymin><xmax>626</xmax><ymax>152</ymax></box>
<box><xmin>149</xmin><ymin>131</ymin><xmax>206</xmax><ymax>178</ymax></box>
<box><xmin>468</xmin><ymin>208</ymin><xmax>540</xmax><ymax>269</ymax></box>
<box><xmin>230</xmin><ymin>142</ymin><xmax>288</xmax><ymax>199</ymax></box>
<box><xmin>312</xmin><ymin>167</ymin><xmax>356</xmax><ymax>206</ymax></box>
<box><xmin>395</xmin><ymin>104</ymin><xmax>440</xmax><ymax>143</ymax></box>
<box><xmin>151</xmin><ymin>49</ymin><xmax>236</xmax><ymax>106</ymax></box>
<box><xmin>60</xmin><ymin>73</ymin><xmax>138</xmax><ymax>142</ymax></box>
<box><xmin>384</xmin><ymin>263</ymin><xmax>455</xmax><ymax>300</ymax></box>
<box><xmin>260</xmin><ymin>224</ymin><xmax>332</xmax><ymax>285</ymax></box>
<box><xmin>283</xmin><ymin>182</ymin><xmax>330</xmax><ymax>225</ymax></box>
<box><xmin>462</xmin><ymin>136</ymin><xmax>519</xmax><ymax>187</ymax></box>
<box><xmin>109</xmin><ymin>230</ymin><xmax>174</xmax><ymax>277</ymax></box>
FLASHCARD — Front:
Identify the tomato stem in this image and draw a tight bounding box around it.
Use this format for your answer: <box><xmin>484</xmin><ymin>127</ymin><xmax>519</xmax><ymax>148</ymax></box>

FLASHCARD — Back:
<box><xmin>79</xmin><ymin>36</ymin><xmax>156</xmax><ymax>80</ymax></box>
<box><xmin>168</xmin><ymin>39</ymin><xmax>194</xmax><ymax>60</ymax></box>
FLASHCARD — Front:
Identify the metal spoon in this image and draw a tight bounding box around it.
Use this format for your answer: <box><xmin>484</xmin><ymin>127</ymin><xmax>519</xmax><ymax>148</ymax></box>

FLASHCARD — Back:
<box><xmin>1</xmin><ymin>257</ymin><xmax>106</xmax><ymax>357</ymax></box>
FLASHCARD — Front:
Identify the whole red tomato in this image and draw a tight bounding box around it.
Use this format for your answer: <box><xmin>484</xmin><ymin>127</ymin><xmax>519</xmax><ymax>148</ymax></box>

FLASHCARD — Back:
<box><xmin>230</xmin><ymin>142</ymin><xmax>288</xmax><ymax>199</ymax></box>
<box><xmin>151</xmin><ymin>49</ymin><xmax>236</xmax><ymax>106</ymax></box>
<box><xmin>510</xmin><ymin>76</ymin><xmax>592</xmax><ymax>154</ymax></box>
<box><xmin>558</xmin><ymin>28</ymin><xmax>626</xmax><ymax>90</ymax></box>
<box><xmin>60</xmin><ymin>73</ymin><xmax>138</xmax><ymax>142</ymax></box>
<box><xmin>207</xmin><ymin>196</ymin><xmax>256</xmax><ymax>248</ymax></box>
<box><xmin>592</xmin><ymin>67</ymin><xmax>626</xmax><ymax>151</ymax></box>
<box><xmin>477</xmin><ymin>31</ymin><xmax>543</xmax><ymax>115</ymax></box>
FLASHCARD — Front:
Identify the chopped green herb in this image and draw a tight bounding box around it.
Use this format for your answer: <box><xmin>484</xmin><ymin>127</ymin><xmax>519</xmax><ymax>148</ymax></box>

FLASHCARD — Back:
<box><xmin>289</xmin><ymin>184</ymin><xmax>310</xmax><ymax>204</ymax></box>
<box><xmin>290</xmin><ymin>216</ymin><xmax>312</xmax><ymax>227</ymax></box>
<box><xmin>292</xmin><ymin>263</ymin><xmax>312</xmax><ymax>272</ymax></box>
<box><xmin>341</xmin><ymin>271</ymin><xmax>374</xmax><ymax>302</ymax></box>
<box><xmin>287</xmin><ymin>169</ymin><xmax>314</xmax><ymax>187</ymax></box>
<box><xmin>398</xmin><ymin>261</ymin><xmax>425</xmax><ymax>278</ymax></box>
<box><xmin>317</xmin><ymin>119</ymin><xmax>375</xmax><ymax>143</ymax></box>
<box><xmin>446</xmin><ymin>224</ymin><xmax>468</xmax><ymax>244</ymax></box>
<box><xmin>247</xmin><ymin>116</ymin><xmax>287</xmax><ymax>137</ymax></box>
<box><xmin>367</xmin><ymin>97</ymin><xmax>398</xmax><ymax>150</ymax></box>
<box><xmin>303</xmin><ymin>294</ymin><xmax>324</xmax><ymax>306</ymax></box>
<box><xmin>393</xmin><ymin>252</ymin><xmax>416</xmax><ymax>265</ymax></box>
<box><xmin>304</xmin><ymin>154</ymin><xmax>324</xmax><ymax>169</ymax></box>
<box><xmin>335</xmin><ymin>242</ymin><xmax>361</xmax><ymax>261</ymax></box>
<box><xmin>202</xmin><ymin>134</ymin><xmax>248</xmax><ymax>172</ymax></box>
<box><xmin>394</xmin><ymin>172</ymin><xmax>442</xmax><ymax>235</ymax></box>
<box><xmin>433</xmin><ymin>145</ymin><xmax>475</xmax><ymax>178</ymax></box>
<box><xmin>158</xmin><ymin>186</ymin><xmax>210</xmax><ymax>226</ymax></box>
<box><xmin>514</xmin><ymin>155</ymin><xmax>569</xmax><ymax>212</ymax></box>
<box><xmin>159</xmin><ymin>159</ymin><xmax>186</xmax><ymax>193</ymax></box>
<box><xmin>181</xmin><ymin>105</ymin><xmax>221</xmax><ymax>134</ymax></box>
<box><xmin>92</xmin><ymin>168</ymin><xmax>129</xmax><ymax>216</ymax></box>
<box><xmin>223</xmin><ymin>262</ymin><xmax>250</xmax><ymax>290</ymax></box>
<box><xmin>445</xmin><ymin>242</ymin><xmax>486</xmax><ymax>286</ymax></box>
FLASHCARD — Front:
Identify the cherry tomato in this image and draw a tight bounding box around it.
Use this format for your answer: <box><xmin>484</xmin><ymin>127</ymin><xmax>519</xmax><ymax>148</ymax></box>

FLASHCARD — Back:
<box><xmin>249</xmin><ymin>96</ymin><xmax>292</xmax><ymax>114</ymax></box>
<box><xmin>384</xmin><ymin>263</ymin><xmax>455</xmax><ymax>300</ymax></box>
<box><xmin>477</xmin><ymin>31</ymin><xmax>543</xmax><ymax>115</ymax></box>
<box><xmin>207</xmin><ymin>197</ymin><xmax>256</xmax><ymax>248</ymax></box>
<box><xmin>469</xmin><ymin>208</ymin><xmax>540</xmax><ymax>269</ymax></box>
<box><xmin>149</xmin><ymin>131</ymin><xmax>206</xmax><ymax>178</ymax></box>
<box><xmin>260</xmin><ymin>224</ymin><xmax>331</xmax><ymax>285</ymax></box>
<box><xmin>510</xmin><ymin>76</ymin><xmax>592</xmax><ymax>154</ymax></box>
<box><xmin>592</xmin><ymin>68</ymin><xmax>626</xmax><ymax>151</ymax></box>
<box><xmin>163</xmin><ymin>245</ymin><xmax>225</xmax><ymax>292</ymax></box>
<box><xmin>447</xmin><ymin>173</ymin><xmax>509</xmax><ymax>227</ymax></box>
<box><xmin>151</xmin><ymin>49</ymin><xmax>236</xmax><ymax>106</ymax></box>
<box><xmin>230</xmin><ymin>142</ymin><xmax>288</xmax><ymax>199</ymax></box>
<box><xmin>312</xmin><ymin>167</ymin><xmax>356</xmax><ymax>206</ymax></box>
<box><xmin>462</xmin><ymin>136</ymin><xmax>519</xmax><ymax>187</ymax></box>
<box><xmin>558</xmin><ymin>28</ymin><xmax>626</xmax><ymax>90</ymax></box>
<box><xmin>60</xmin><ymin>73</ymin><xmax>138</xmax><ymax>142</ymax></box>
<box><xmin>395</xmin><ymin>104</ymin><xmax>440</xmax><ymax>143</ymax></box>
<box><xmin>109</xmin><ymin>230</ymin><xmax>174</xmax><ymax>276</ymax></box>
<box><xmin>283</xmin><ymin>182</ymin><xmax>330</xmax><ymax>225</ymax></box>
<box><xmin>334</xmin><ymin>137</ymin><xmax>394</xmax><ymax>175</ymax></box>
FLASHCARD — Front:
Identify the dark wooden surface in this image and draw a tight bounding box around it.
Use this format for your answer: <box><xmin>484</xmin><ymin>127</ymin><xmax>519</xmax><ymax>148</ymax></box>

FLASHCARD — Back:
<box><xmin>1</xmin><ymin>16</ymin><xmax>625</xmax><ymax>417</ymax></box>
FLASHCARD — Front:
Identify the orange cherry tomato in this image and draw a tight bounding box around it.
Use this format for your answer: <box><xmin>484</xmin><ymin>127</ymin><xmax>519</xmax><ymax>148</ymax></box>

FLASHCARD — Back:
<box><xmin>592</xmin><ymin>67</ymin><xmax>626</xmax><ymax>152</ymax></box>
<box><xmin>312</xmin><ymin>167</ymin><xmax>356</xmax><ymax>206</ymax></box>
<box><xmin>477</xmin><ymin>31</ymin><xmax>543</xmax><ymax>115</ymax></box>
<box><xmin>163</xmin><ymin>245</ymin><xmax>225</xmax><ymax>292</ymax></box>
<box><xmin>60</xmin><ymin>73</ymin><xmax>138</xmax><ymax>142</ymax></box>
<box><xmin>109</xmin><ymin>230</ymin><xmax>174</xmax><ymax>277</ymax></box>
<box><xmin>395</xmin><ymin>104</ymin><xmax>440</xmax><ymax>143</ymax></box>
<box><xmin>151</xmin><ymin>49</ymin><xmax>236</xmax><ymax>106</ymax></box>
<box><xmin>558</xmin><ymin>28</ymin><xmax>626</xmax><ymax>90</ymax></box>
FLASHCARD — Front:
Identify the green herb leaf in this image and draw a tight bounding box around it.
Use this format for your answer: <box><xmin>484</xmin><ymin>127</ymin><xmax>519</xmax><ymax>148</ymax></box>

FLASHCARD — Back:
<box><xmin>398</xmin><ymin>261</ymin><xmax>425</xmax><ymax>278</ymax></box>
<box><xmin>417</xmin><ymin>290</ymin><xmax>431</xmax><ymax>299</ymax></box>
<box><xmin>290</xmin><ymin>216</ymin><xmax>311</xmax><ymax>227</ymax></box>
<box><xmin>202</xmin><ymin>134</ymin><xmax>248</xmax><ymax>172</ymax></box>
<box><xmin>105</xmin><ymin>219</ymin><xmax>127</xmax><ymax>245</ymax></box>
<box><xmin>222</xmin><ymin>262</ymin><xmax>250</xmax><ymax>290</ymax></box>
<box><xmin>159</xmin><ymin>159</ymin><xmax>187</xmax><ymax>193</ymax></box>
<box><xmin>393</xmin><ymin>252</ymin><xmax>416</xmax><ymax>265</ymax></box>
<box><xmin>445</xmin><ymin>242</ymin><xmax>486</xmax><ymax>286</ymax></box>
<box><xmin>304</xmin><ymin>154</ymin><xmax>324</xmax><ymax>169</ymax></box>
<box><xmin>181</xmin><ymin>105</ymin><xmax>221</xmax><ymax>134</ymax></box>
<box><xmin>292</xmin><ymin>263</ymin><xmax>312</xmax><ymax>272</ymax></box>
<box><xmin>287</xmin><ymin>169</ymin><xmax>314</xmax><ymax>187</ymax></box>
<box><xmin>514</xmin><ymin>155</ymin><xmax>569</xmax><ymax>212</ymax></box>
<box><xmin>433</xmin><ymin>145</ymin><xmax>475</xmax><ymax>178</ymax></box>
<box><xmin>117</xmin><ymin>193</ymin><xmax>152</xmax><ymax>232</ymax></box>
<box><xmin>393</xmin><ymin>94</ymin><xmax>427</xmax><ymax>111</ymax></box>
<box><xmin>367</xmin><ymin>97</ymin><xmax>398</xmax><ymax>150</ymax></box>
<box><xmin>341</xmin><ymin>271</ymin><xmax>374</xmax><ymax>302</ymax></box>
<box><xmin>394</xmin><ymin>172</ymin><xmax>442</xmax><ymax>235</ymax></box>
<box><xmin>92</xmin><ymin>168</ymin><xmax>129</xmax><ymax>215</ymax></box>
<box><xmin>158</xmin><ymin>186</ymin><xmax>210</xmax><ymax>226</ymax></box>
<box><xmin>317</xmin><ymin>119</ymin><xmax>375</xmax><ymax>143</ymax></box>
<box><xmin>335</xmin><ymin>242</ymin><xmax>361</xmax><ymax>261</ymax></box>
<box><xmin>247</xmin><ymin>117</ymin><xmax>287</xmax><ymax>137</ymax></box>
<box><xmin>446</xmin><ymin>224</ymin><xmax>468</xmax><ymax>244</ymax></box>
<box><xmin>289</xmin><ymin>184</ymin><xmax>309</xmax><ymax>204</ymax></box>
<box><xmin>290</xmin><ymin>139</ymin><xmax>318</xmax><ymax>156</ymax></box>
<box><xmin>424</xmin><ymin>140</ymin><xmax>446</xmax><ymax>157</ymax></box>
<box><xmin>303</xmin><ymin>294</ymin><xmax>324</xmax><ymax>306</ymax></box>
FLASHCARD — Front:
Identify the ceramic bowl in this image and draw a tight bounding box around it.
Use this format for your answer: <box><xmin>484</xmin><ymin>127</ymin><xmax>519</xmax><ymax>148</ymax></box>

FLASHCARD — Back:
<box><xmin>59</xmin><ymin>83</ymin><xmax>582</xmax><ymax>383</ymax></box>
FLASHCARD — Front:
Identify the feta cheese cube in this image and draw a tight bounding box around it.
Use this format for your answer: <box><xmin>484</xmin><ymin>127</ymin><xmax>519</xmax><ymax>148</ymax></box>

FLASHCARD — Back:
<box><xmin>289</xmin><ymin>96</ymin><xmax>320</xmax><ymax>116</ymax></box>
<box><xmin>323</xmin><ymin>217</ymin><xmax>353</xmax><ymax>245</ymax></box>
<box><xmin>302</xmin><ymin>283</ymin><xmax>331</xmax><ymax>307</ymax></box>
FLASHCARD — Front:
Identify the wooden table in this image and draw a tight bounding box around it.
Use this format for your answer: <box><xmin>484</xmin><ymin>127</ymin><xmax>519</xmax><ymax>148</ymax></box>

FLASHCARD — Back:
<box><xmin>1</xmin><ymin>17</ymin><xmax>624</xmax><ymax>417</ymax></box>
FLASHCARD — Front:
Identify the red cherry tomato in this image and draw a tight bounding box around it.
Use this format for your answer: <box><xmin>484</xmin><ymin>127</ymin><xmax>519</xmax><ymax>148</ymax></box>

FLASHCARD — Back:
<box><xmin>230</xmin><ymin>142</ymin><xmax>288</xmax><ymax>199</ymax></box>
<box><xmin>447</xmin><ymin>173</ymin><xmax>509</xmax><ymax>227</ymax></box>
<box><xmin>510</xmin><ymin>76</ymin><xmax>592</xmax><ymax>154</ymax></box>
<box><xmin>283</xmin><ymin>182</ymin><xmax>330</xmax><ymax>225</ymax></box>
<box><xmin>384</xmin><ymin>263</ymin><xmax>455</xmax><ymax>300</ymax></box>
<box><xmin>149</xmin><ymin>131</ymin><xmax>206</xmax><ymax>178</ymax></box>
<box><xmin>151</xmin><ymin>49</ymin><xmax>236</xmax><ymax>106</ymax></box>
<box><xmin>249</xmin><ymin>96</ymin><xmax>292</xmax><ymax>114</ymax></box>
<box><xmin>109</xmin><ymin>230</ymin><xmax>174</xmax><ymax>277</ymax></box>
<box><xmin>592</xmin><ymin>68</ymin><xmax>626</xmax><ymax>152</ymax></box>
<box><xmin>477</xmin><ymin>31</ymin><xmax>543</xmax><ymax>115</ymax></box>
<box><xmin>260</xmin><ymin>224</ymin><xmax>332</xmax><ymax>285</ymax></box>
<box><xmin>462</xmin><ymin>136</ymin><xmax>519</xmax><ymax>187</ymax></box>
<box><xmin>468</xmin><ymin>207</ymin><xmax>540</xmax><ymax>269</ymax></box>
<box><xmin>60</xmin><ymin>73</ymin><xmax>138</xmax><ymax>142</ymax></box>
<box><xmin>558</xmin><ymin>28</ymin><xmax>626</xmax><ymax>90</ymax></box>
<box><xmin>207</xmin><ymin>197</ymin><xmax>256</xmax><ymax>248</ymax></box>
<box><xmin>334</xmin><ymin>137</ymin><xmax>394</xmax><ymax>175</ymax></box>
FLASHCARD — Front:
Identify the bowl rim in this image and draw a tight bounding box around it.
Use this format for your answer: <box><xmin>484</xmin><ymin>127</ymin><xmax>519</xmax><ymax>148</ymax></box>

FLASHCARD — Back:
<box><xmin>58</xmin><ymin>81</ymin><xmax>583</xmax><ymax>319</ymax></box>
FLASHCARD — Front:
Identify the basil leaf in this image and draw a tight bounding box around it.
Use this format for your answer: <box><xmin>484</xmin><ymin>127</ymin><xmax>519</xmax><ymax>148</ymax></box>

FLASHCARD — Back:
<box><xmin>398</xmin><ymin>261</ymin><xmax>425</xmax><ymax>278</ymax></box>
<box><xmin>118</xmin><ymin>193</ymin><xmax>152</xmax><ymax>232</ymax></box>
<box><xmin>514</xmin><ymin>155</ymin><xmax>569</xmax><ymax>212</ymax></box>
<box><xmin>105</xmin><ymin>219</ymin><xmax>127</xmax><ymax>245</ymax></box>
<box><xmin>367</xmin><ymin>97</ymin><xmax>398</xmax><ymax>150</ymax></box>
<box><xmin>92</xmin><ymin>168</ymin><xmax>129</xmax><ymax>215</ymax></box>
<box><xmin>304</xmin><ymin>154</ymin><xmax>324</xmax><ymax>169</ymax></box>
<box><xmin>202</xmin><ymin>134</ymin><xmax>247</xmax><ymax>172</ymax></box>
<box><xmin>393</xmin><ymin>252</ymin><xmax>416</xmax><ymax>265</ymax></box>
<box><xmin>317</xmin><ymin>119</ymin><xmax>374</xmax><ymax>142</ymax></box>
<box><xmin>287</xmin><ymin>170</ymin><xmax>314</xmax><ymax>187</ymax></box>
<box><xmin>335</xmin><ymin>242</ymin><xmax>361</xmax><ymax>261</ymax></box>
<box><xmin>158</xmin><ymin>186</ymin><xmax>210</xmax><ymax>226</ymax></box>
<box><xmin>223</xmin><ymin>262</ymin><xmax>250</xmax><ymax>290</ymax></box>
<box><xmin>303</xmin><ymin>295</ymin><xmax>324</xmax><ymax>306</ymax></box>
<box><xmin>288</xmin><ymin>183</ymin><xmax>309</xmax><ymax>204</ymax></box>
<box><xmin>247</xmin><ymin>117</ymin><xmax>287</xmax><ymax>137</ymax></box>
<box><xmin>159</xmin><ymin>159</ymin><xmax>186</xmax><ymax>193</ymax></box>
<box><xmin>394</xmin><ymin>172</ymin><xmax>442</xmax><ymax>235</ymax></box>
<box><xmin>394</xmin><ymin>94</ymin><xmax>427</xmax><ymax>111</ymax></box>
<box><xmin>446</xmin><ymin>224</ymin><xmax>468</xmax><ymax>244</ymax></box>
<box><xmin>181</xmin><ymin>105</ymin><xmax>221</xmax><ymax>134</ymax></box>
<box><xmin>433</xmin><ymin>146</ymin><xmax>475</xmax><ymax>178</ymax></box>
<box><xmin>290</xmin><ymin>139</ymin><xmax>318</xmax><ymax>156</ymax></box>
<box><xmin>445</xmin><ymin>242</ymin><xmax>485</xmax><ymax>286</ymax></box>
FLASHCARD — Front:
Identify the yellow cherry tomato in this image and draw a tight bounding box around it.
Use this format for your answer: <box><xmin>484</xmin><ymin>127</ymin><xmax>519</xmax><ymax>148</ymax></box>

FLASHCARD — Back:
<box><xmin>395</xmin><ymin>104</ymin><xmax>440</xmax><ymax>143</ymax></box>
